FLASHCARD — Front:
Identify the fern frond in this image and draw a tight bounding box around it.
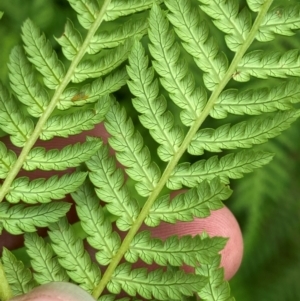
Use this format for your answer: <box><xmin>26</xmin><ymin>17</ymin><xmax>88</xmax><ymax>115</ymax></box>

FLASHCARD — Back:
<box><xmin>0</xmin><ymin>83</ymin><xmax>34</xmax><ymax>147</ymax></box>
<box><xmin>0</xmin><ymin>142</ymin><xmax>17</xmax><ymax>179</ymax></box>
<box><xmin>87</xmin><ymin>143</ymin><xmax>140</xmax><ymax>231</ymax></box>
<box><xmin>107</xmin><ymin>263</ymin><xmax>207</xmax><ymax>300</ymax></box>
<box><xmin>6</xmin><ymin>172</ymin><xmax>87</xmax><ymax>204</ymax></box>
<box><xmin>1</xmin><ymin>248</ymin><xmax>36</xmax><ymax>295</ymax></box>
<box><xmin>127</xmin><ymin>40</ymin><xmax>184</xmax><ymax>162</ymax></box>
<box><xmin>167</xmin><ymin>150</ymin><xmax>273</xmax><ymax>189</ymax></box>
<box><xmin>24</xmin><ymin>232</ymin><xmax>69</xmax><ymax>284</ymax></box>
<box><xmin>72</xmin><ymin>181</ymin><xmax>121</xmax><ymax>265</ymax></box>
<box><xmin>22</xmin><ymin>19</ymin><xmax>65</xmax><ymax>90</ymax></box>
<box><xmin>165</xmin><ymin>0</ymin><xmax>228</xmax><ymax>91</ymax></box>
<box><xmin>247</xmin><ymin>0</ymin><xmax>265</xmax><ymax>13</ymax></box>
<box><xmin>211</xmin><ymin>79</ymin><xmax>300</xmax><ymax>118</ymax></box>
<box><xmin>198</xmin><ymin>0</ymin><xmax>252</xmax><ymax>52</ymax></box>
<box><xmin>189</xmin><ymin>110</ymin><xmax>300</xmax><ymax>155</ymax></box>
<box><xmin>147</xmin><ymin>178</ymin><xmax>232</xmax><ymax>226</ymax></box>
<box><xmin>197</xmin><ymin>255</ymin><xmax>234</xmax><ymax>301</ymax></box>
<box><xmin>148</xmin><ymin>5</ymin><xmax>206</xmax><ymax>126</ymax></box>
<box><xmin>59</xmin><ymin>69</ymin><xmax>128</xmax><ymax>110</ymax></box>
<box><xmin>48</xmin><ymin>217</ymin><xmax>101</xmax><ymax>292</ymax></box>
<box><xmin>105</xmin><ymin>101</ymin><xmax>161</xmax><ymax>197</ymax></box>
<box><xmin>23</xmin><ymin>140</ymin><xmax>102</xmax><ymax>171</ymax></box>
<box><xmin>89</xmin><ymin>18</ymin><xmax>148</xmax><ymax>54</ymax></box>
<box><xmin>41</xmin><ymin>95</ymin><xmax>110</xmax><ymax>140</ymax></box>
<box><xmin>72</xmin><ymin>40</ymin><xmax>132</xmax><ymax>83</ymax></box>
<box><xmin>104</xmin><ymin>0</ymin><xmax>163</xmax><ymax>21</ymax></box>
<box><xmin>257</xmin><ymin>5</ymin><xmax>300</xmax><ymax>42</ymax></box>
<box><xmin>67</xmin><ymin>0</ymin><xmax>100</xmax><ymax>30</ymax></box>
<box><xmin>125</xmin><ymin>231</ymin><xmax>227</xmax><ymax>267</ymax></box>
<box><xmin>56</xmin><ymin>19</ymin><xmax>83</xmax><ymax>61</ymax></box>
<box><xmin>234</xmin><ymin>49</ymin><xmax>300</xmax><ymax>82</ymax></box>
<box><xmin>0</xmin><ymin>202</ymin><xmax>71</xmax><ymax>234</ymax></box>
<box><xmin>8</xmin><ymin>46</ymin><xmax>50</xmax><ymax>118</ymax></box>
<box><xmin>1</xmin><ymin>0</ymin><xmax>299</xmax><ymax>299</ymax></box>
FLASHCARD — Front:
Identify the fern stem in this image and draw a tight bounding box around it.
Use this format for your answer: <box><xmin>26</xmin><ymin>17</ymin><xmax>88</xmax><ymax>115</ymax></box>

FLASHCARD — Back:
<box><xmin>0</xmin><ymin>0</ymin><xmax>111</xmax><ymax>203</ymax></box>
<box><xmin>92</xmin><ymin>0</ymin><xmax>274</xmax><ymax>298</ymax></box>
<box><xmin>0</xmin><ymin>261</ymin><xmax>13</xmax><ymax>301</ymax></box>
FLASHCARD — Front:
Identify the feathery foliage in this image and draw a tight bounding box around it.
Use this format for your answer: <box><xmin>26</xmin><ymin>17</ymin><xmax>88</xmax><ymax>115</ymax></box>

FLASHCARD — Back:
<box><xmin>1</xmin><ymin>0</ymin><xmax>300</xmax><ymax>300</ymax></box>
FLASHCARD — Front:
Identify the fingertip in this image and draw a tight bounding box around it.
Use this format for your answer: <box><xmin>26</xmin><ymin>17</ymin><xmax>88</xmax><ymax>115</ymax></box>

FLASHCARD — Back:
<box><xmin>141</xmin><ymin>206</ymin><xmax>243</xmax><ymax>280</ymax></box>
<box><xmin>190</xmin><ymin>206</ymin><xmax>244</xmax><ymax>280</ymax></box>
<box><xmin>9</xmin><ymin>282</ymin><xmax>96</xmax><ymax>301</ymax></box>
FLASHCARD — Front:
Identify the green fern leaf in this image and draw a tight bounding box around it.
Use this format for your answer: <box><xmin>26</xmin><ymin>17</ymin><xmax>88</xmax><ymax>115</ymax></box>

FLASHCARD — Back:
<box><xmin>41</xmin><ymin>110</ymin><xmax>99</xmax><ymax>139</ymax></box>
<box><xmin>24</xmin><ymin>232</ymin><xmax>69</xmax><ymax>284</ymax></box>
<box><xmin>0</xmin><ymin>83</ymin><xmax>34</xmax><ymax>147</ymax></box>
<box><xmin>105</xmin><ymin>101</ymin><xmax>161</xmax><ymax>197</ymax></box>
<box><xmin>0</xmin><ymin>142</ymin><xmax>17</xmax><ymax>179</ymax></box>
<box><xmin>1</xmin><ymin>248</ymin><xmax>36</xmax><ymax>295</ymax></box>
<box><xmin>6</xmin><ymin>172</ymin><xmax>87</xmax><ymax>204</ymax></box>
<box><xmin>8</xmin><ymin>46</ymin><xmax>50</xmax><ymax>118</ymax></box>
<box><xmin>257</xmin><ymin>5</ymin><xmax>300</xmax><ymax>42</ymax></box>
<box><xmin>22</xmin><ymin>19</ymin><xmax>65</xmax><ymax>90</ymax></box>
<box><xmin>148</xmin><ymin>4</ymin><xmax>206</xmax><ymax>126</ymax></box>
<box><xmin>48</xmin><ymin>217</ymin><xmax>101</xmax><ymax>292</ymax></box>
<box><xmin>234</xmin><ymin>50</ymin><xmax>300</xmax><ymax>82</ymax></box>
<box><xmin>88</xmin><ymin>18</ymin><xmax>148</xmax><ymax>54</ymax></box>
<box><xmin>72</xmin><ymin>181</ymin><xmax>121</xmax><ymax>265</ymax></box>
<box><xmin>58</xmin><ymin>69</ymin><xmax>128</xmax><ymax>110</ymax></box>
<box><xmin>198</xmin><ymin>0</ymin><xmax>251</xmax><ymax>52</ymax></box>
<box><xmin>189</xmin><ymin>110</ymin><xmax>300</xmax><ymax>155</ymax></box>
<box><xmin>104</xmin><ymin>0</ymin><xmax>163</xmax><ymax>21</ymax></box>
<box><xmin>23</xmin><ymin>139</ymin><xmax>102</xmax><ymax>171</ymax></box>
<box><xmin>211</xmin><ymin>79</ymin><xmax>300</xmax><ymax>118</ymax></box>
<box><xmin>87</xmin><ymin>143</ymin><xmax>140</xmax><ymax>231</ymax></box>
<box><xmin>147</xmin><ymin>178</ymin><xmax>232</xmax><ymax>226</ymax></box>
<box><xmin>108</xmin><ymin>263</ymin><xmax>207</xmax><ymax>300</ymax></box>
<box><xmin>125</xmin><ymin>231</ymin><xmax>227</xmax><ymax>267</ymax></box>
<box><xmin>0</xmin><ymin>202</ymin><xmax>71</xmax><ymax>234</ymax></box>
<box><xmin>197</xmin><ymin>255</ymin><xmax>234</xmax><ymax>301</ymax></box>
<box><xmin>56</xmin><ymin>19</ymin><xmax>83</xmax><ymax>61</ymax></box>
<box><xmin>67</xmin><ymin>0</ymin><xmax>99</xmax><ymax>30</ymax></box>
<box><xmin>127</xmin><ymin>40</ymin><xmax>183</xmax><ymax>162</ymax></box>
<box><xmin>165</xmin><ymin>0</ymin><xmax>228</xmax><ymax>91</ymax></box>
<box><xmin>167</xmin><ymin>150</ymin><xmax>273</xmax><ymax>189</ymax></box>
<box><xmin>247</xmin><ymin>0</ymin><xmax>265</xmax><ymax>12</ymax></box>
<box><xmin>41</xmin><ymin>95</ymin><xmax>110</xmax><ymax>140</ymax></box>
<box><xmin>72</xmin><ymin>40</ymin><xmax>132</xmax><ymax>83</ymax></box>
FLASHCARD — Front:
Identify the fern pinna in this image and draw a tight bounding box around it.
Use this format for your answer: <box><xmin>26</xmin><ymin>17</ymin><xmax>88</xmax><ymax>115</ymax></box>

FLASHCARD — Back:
<box><xmin>0</xmin><ymin>0</ymin><xmax>299</xmax><ymax>300</ymax></box>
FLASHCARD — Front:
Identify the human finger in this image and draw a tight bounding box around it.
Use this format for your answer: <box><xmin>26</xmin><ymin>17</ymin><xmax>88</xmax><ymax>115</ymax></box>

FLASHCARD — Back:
<box><xmin>139</xmin><ymin>205</ymin><xmax>243</xmax><ymax>280</ymax></box>
<box><xmin>9</xmin><ymin>282</ymin><xmax>95</xmax><ymax>301</ymax></box>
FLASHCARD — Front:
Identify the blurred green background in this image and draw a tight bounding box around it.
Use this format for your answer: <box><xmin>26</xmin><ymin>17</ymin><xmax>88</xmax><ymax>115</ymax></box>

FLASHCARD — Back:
<box><xmin>1</xmin><ymin>1</ymin><xmax>300</xmax><ymax>300</ymax></box>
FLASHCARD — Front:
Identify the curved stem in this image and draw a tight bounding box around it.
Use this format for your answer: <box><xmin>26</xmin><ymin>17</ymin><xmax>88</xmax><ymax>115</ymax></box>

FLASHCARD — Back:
<box><xmin>92</xmin><ymin>0</ymin><xmax>274</xmax><ymax>298</ymax></box>
<box><xmin>0</xmin><ymin>0</ymin><xmax>111</xmax><ymax>203</ymax></box>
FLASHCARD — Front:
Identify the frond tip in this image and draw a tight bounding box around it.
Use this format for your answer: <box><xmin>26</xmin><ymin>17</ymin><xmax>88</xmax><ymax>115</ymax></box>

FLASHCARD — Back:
<box><xmin>107</xmin><ymin>263</ymin><xmax>207</xmax><ymax>300</ymax></box>
<box><xmin>0</xmin><ymin>202</ymin><xmax>71</xmax><ymax>234</ymax></box>
<box><xmin>1</xmin><ymin>248</ymin><xmax>36</xmax><ymax>295</ymax></box>
<box><xmin>126</xmin><ymin>231</ymin><xmax>227</xmax><ymax>267</ymax></box>
<box><xmin>146</xmin><ymin>177</ymin><xmax>232</xmax><ymax>226</ymax></box>
<box><xmin>48</xmin><ymin>218</ymin><xmax>101</xmax><ymax>293</ymax></box>
<box><xmin>6</xmin><ymin>172</ymin><xmax>87</xmax><ymax>204</ymax></box>
<box><xmin>168</xmin><ymin>150</ymin><xmax>274</xmax><ymax>189</ymax></box>
<box><xmin>197</xmin><ymin>255</ymin><xmax>235</xmax><ymax>300</ymax></box>
<box><xmin>24</xmin><ymin>232</ymin><xmax>69</xmax><ymax>284</ymax></box>
<box><xmin>72</xmin><ymin>181</ymin><xmax>121</xmax><ymax>266</ymax></box>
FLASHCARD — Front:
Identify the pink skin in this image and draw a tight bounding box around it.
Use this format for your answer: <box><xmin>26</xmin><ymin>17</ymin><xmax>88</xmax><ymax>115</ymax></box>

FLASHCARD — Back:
<box><xmin>1</xmin><ymin>123</ymin><xmax>243</xmax><ymax>300</ymax></box>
